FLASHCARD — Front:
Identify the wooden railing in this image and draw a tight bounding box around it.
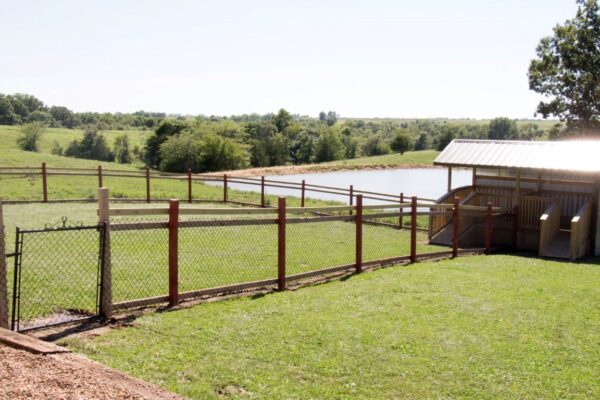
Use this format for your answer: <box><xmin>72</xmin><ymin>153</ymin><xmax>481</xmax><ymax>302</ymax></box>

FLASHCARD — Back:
<box><xmin>538</xmin><ymin>201</ymin><xmax>561</xmax><ymax>256</ymax></box>
<box><xmin>519</xmin><ymin>196</ymin><xmax>555</xmax><ymax>231</ymax></box>
<box><xmin>570</xmin><ymin>201</ymin><xmax>593</xmax><ymax>260</ymax></box>
<box><xmin>429</xmin><ymin>185</ymin><xmax>474</xmax><ymax>238</ymax></box>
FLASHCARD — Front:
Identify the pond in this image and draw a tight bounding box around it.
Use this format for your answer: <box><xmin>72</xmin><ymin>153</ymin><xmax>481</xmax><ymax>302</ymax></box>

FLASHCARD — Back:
<box><xmin>223</xmin><ymin>168</ymin><xmax>472</xmax><ymax>205</ymax></box>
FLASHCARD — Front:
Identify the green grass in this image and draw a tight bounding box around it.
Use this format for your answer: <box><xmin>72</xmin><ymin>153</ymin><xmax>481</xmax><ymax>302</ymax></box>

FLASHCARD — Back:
<box><xmin>316</xmin><ymin>149</ymin><xmax>439</xmax><ymax>168</ymax></box>
<box><xmin>63</xmin><ymin>254</ymin><xmax>600</xmax><ymax>399</ymax></box>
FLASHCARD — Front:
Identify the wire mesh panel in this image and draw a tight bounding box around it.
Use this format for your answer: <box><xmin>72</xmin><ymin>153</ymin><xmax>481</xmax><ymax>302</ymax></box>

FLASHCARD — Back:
<box><xmin>286</xmin><ymin>215</ymin><xmax>355</xmax><ymax>275</ymax></box>
<box><xmin>178</xmin><ymin>219</ymin><xmax>278</xmax><ymax>293</ymax></box>
<box><xmin>12</xmin><ymin>225</ymin><xmax>102</xmax><ymax>331</ymax></box>
<box><xmin>111</xmin><ymin>223</ymin><xmax>169</xmax><ymax>303</ymax></box>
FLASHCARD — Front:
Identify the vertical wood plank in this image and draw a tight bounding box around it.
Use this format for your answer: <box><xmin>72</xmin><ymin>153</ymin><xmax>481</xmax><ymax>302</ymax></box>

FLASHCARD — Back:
<box><xmin>349</xmin><ymin>185</ymin><xmax>354</xmax><ymax>216</ymax></box>
<box><xmin>399</xmin><ymin>192</ymin><xmax>404</xmax><ymax>229</ymax></box>
<box><xmin>188</xmin><ymin>169</ymin><xmax>192</xmax><ymax>204</ymax></box>
<box><xmin>355</xmin><ymin>195</ymin><xmax>363</xmax><ymax>273</ymax></box>
<box><xmin>447</xmin><ymin>166</ymin><xmax>452</xmax><ymax>192</ymax></box>
<box><xmin>42</xmin><ymin>162</ymin><xmax>48</xmax><ymax>203</ymax></box>
<box><xmin>97</xmin><ymin>165</ymin><xmax>103</xmax><ymax>188</ymax></box>
<box><xmin>0</xmin><ymin>200</ymin><xmax>8</xmax><ymax>329</ymax></box>
<box><xmin>452</xmin><ymin>196</ymin><xmax>460</xmax><ymax>258</ymax></box>
<box><xmin>485</xmin><ymin>202</ymin><xmax>493</xmax><ymax>254</ymax></box>
<box><xmin>223</xmin><ymin>174</ymin><xmax>228</xmax><ymax>203</ymax></box>
<box><xmin>301</xmin><ymin>180</ymin><xmax>306</xmax><ymax>208</ymax></box>
<box><xmin>410</xmin><ymin>196</ymin><xmax>417</xmax><ymax>262</ymax></box>
<box><xmin>145</xmin><ymin>166</ymin><xmax>151</xmax><ymax>203</ymax></box>
<box><xmin>260</xmin><ymin>176</ymin><xmax>265</xmax><ymax>207</ymax></box>
<box><xmin>277</xmin><ymin>197</ymin><xmax>286</xmax><ymax>290</ymax></box>
<box><xmin>168</xmin><ymin>199</ymin><xmax>179</xmax><ymax>307</ymax></box>
<box><xmin>98</xmin><ymin>188</ymin><xmax>112</xmax><ymax>319</ymax></box>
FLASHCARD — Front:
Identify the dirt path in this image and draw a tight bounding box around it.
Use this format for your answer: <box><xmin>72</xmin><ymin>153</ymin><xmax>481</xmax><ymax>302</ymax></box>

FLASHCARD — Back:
<box><xmin>0</xmin><ymin>343</ymin><xmax>184</xmax><ymax>400</ymax></box>
<box><xmin>212</xmin><ymin>162</ymin><xmax>435</xmax><ymax>178</ymax></box>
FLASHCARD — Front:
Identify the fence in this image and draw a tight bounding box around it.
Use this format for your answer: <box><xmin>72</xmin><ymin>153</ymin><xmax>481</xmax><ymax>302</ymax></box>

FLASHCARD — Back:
<box><xmin>96</xmin><ymin>189</ymin><xmax>498</xmax><ymax>318</ymax></box>
<box><xmin>0</xmin><ymin>163</ymin><xmax>435</xmax><ymax>208</ymax></box>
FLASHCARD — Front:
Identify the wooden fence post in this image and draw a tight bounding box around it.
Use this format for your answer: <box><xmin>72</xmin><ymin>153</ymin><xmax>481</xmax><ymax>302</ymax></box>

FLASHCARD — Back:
<box><xmin>260</xmin><ymin>176</ymin><xmax>265</xmax><ymax>207</ymax></box>
<box><xmin>41</xmin><ymin>162</ymin><xmax>48</xmax><ymax>203</ymax></box>
<box><xmin>349</xmin><ymin>185</ymin><xmax>354</xmax><ymax>216</ymax></box>
<box><xmin>399</xmin><ymin>192</ymin><xmax>404</xmax><ymax>229</ymax></box>
<box><xmin>145</xmin><ymin>166</ymin><xmax>151</xmax><ymax>203</ymax></box>
<box><xmin>168</xmin><ymin>199</ymin><xmax>179</xmax><ymax>307</ymax></box>
<box><xmin>98</xmin><ymin>188</ymin><xmax>112</xmax><ymax>319</ymax></box>
<box><xmin>301</xmin><ymin>180</ymin><xmax>306</xmax><ymax>208</ymax></box>
<box><xmin>97</xmin><ymin>165</ymin><xmax>103</xmax><ymax>188</ymax></box>
<box><xmin>0</xmin><ymin>200</ymin><xmax>8</xmax><ymax>329</ymax></box>
<box><xmin>452</xmin><ymin>196</ymin><xmax>460</xmax><ymax>258</ymax></box>
<box><xmin>485</xmin><ymin>202</ymin><xmax>493</xmax><ymax>255</ymax></box>
<box><xmin>277</xmin><ymin>197</ymin><xmax>286</xmax><ymax>290</ymax></box>
<box><xmin>410</xmin><ymin>196</ymin><xmax>417</xmax><ymax>263</ymax></box>
<box><xmin>355</xmin><ymin>194</ymin><xmax>363</xmax><ymax>273</ymax></box>
<box><xmin>223</xmin><ymin>174</ymin><xmax>228</xmax><ymax>203</ymax></box>
<box><xmin>187</xmin><ymin>169</ymin><xmax>192</xmax><ymax>204</ymax></box>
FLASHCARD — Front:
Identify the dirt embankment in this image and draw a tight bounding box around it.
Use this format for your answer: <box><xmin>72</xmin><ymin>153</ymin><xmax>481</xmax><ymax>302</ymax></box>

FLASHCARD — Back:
<box><xmin>212</xmin><ymin>162</ymin><xmax>436</xmax><ymax>178</ymax></box>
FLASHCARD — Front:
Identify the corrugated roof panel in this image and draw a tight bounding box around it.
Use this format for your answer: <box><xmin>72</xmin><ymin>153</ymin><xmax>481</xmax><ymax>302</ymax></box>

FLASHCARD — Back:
<box><xmin>434</xmin><ymin>139</ymin><xmax>600</xmax><ymax>173</ymax></box>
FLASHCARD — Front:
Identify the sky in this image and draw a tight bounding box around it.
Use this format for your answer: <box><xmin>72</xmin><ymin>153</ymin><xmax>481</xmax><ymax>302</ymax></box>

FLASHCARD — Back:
<box><xmin>1</xmin><ymin>0</ymin><xmax>578</xmax><ymax>119</ymax></box>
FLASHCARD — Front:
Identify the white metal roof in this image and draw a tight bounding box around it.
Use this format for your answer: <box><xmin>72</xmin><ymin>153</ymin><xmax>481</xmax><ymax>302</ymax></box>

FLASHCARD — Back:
<box><xmin>434</xmin><ymin>139</ymin><xmax>600</xmax><ymax>174</ymax></box>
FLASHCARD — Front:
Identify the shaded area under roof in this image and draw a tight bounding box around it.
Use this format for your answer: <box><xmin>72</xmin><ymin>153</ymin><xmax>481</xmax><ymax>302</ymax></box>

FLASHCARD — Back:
<box><xmin>434</xmin><ymin>139</ymin><xmax>600</xmax><ymax>174</ymax></box>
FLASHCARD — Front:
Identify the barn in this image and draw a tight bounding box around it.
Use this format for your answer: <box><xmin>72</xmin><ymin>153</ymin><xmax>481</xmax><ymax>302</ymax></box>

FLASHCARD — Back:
<box><xmin>429</xmin><ymin>139</ymin><xmax>600</xmax><ymax>259</ymax></box>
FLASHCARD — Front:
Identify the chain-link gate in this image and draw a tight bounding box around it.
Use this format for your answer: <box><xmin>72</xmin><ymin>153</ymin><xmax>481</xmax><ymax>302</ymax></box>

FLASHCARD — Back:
<box><xmin>10</xmin><ymin>223</ymin><xmax>105</xmax><ymax>332</ymax></box>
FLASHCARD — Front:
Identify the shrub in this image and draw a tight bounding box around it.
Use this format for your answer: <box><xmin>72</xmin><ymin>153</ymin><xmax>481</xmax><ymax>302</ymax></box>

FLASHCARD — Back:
<box><xmin>16</xmin><ymin>122</ymin><xmax>45</xmax><ymax>152</ymax></box>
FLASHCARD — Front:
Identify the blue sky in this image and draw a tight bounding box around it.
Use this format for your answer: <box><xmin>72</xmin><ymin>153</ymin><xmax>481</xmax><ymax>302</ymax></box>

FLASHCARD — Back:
<box><xmin>1</xmin><ymin>0</ymin><xmax>577</xmax><ymax>118</ymax></box>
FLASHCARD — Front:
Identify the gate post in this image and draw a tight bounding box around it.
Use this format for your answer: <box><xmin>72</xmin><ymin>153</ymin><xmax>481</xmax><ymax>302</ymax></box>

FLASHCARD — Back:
<box><xmin>410</xmin><ymin>196</ymin><xmax>417</xmax><ymax>263</ymax></box>
<box><xmin>277</xmin><ymin>197</ymin><xmax>286</xmax><ymax>290</ymax></box>
<box><xmin>0</xmin><ymin>200</ymin><xmax>8</xmax><ymax>328</ymax></box>
<box><xmin>355</xmin><ymin>195</ymin><xmax>363</xmax><ymax>273</ymax></box>
<box><xmin>98</xmin><ymin>188</ymin><xmax>112</xmax><ymax>319</ymax></box>
<box><xmin>168</xmin><ymin>199</ymin><xmax>179</xmax><ymax>306</ymax></box>
<box><xmin>41</xmin><ymin>162</ymin><xmax>48</xmax><ymax>203</ymax></box>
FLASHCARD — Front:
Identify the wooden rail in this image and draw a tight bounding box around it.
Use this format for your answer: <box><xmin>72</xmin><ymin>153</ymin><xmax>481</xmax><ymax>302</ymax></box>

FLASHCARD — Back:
<box><xmin>570</xmin><ymin>201</ymin><xmax>593</xmax><ymax>260</ymax></box>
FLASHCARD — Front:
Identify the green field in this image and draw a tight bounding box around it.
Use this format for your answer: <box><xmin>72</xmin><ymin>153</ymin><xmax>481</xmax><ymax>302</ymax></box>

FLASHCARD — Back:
<box><xmin>317</xmin><ymin>149</ymin><xmax>439</xmax><ymax>168</ymax></box>
<box><xmin>63</xmin><ymin>254</ymin><xmax>600</xmax><ymax>399</ymax></box>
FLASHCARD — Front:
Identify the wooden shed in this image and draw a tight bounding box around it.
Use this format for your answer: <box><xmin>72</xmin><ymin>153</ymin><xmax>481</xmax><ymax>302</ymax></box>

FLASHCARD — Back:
<box><xmin>429</xmin><ymin>139</ymin><xmax>600</xmax><ymax>259</ymax></box>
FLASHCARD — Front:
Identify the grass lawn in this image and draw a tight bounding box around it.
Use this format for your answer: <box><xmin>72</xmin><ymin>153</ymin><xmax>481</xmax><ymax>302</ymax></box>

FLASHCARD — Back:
<box><xmin>314</xmin><ymin>149</ymin><xmax>439</xmax><ymax>169</ymax></box>
<box><xmin>63</xmin><ymin>254</ymin><xmax>600</xmax><ymax>399</ymax></box>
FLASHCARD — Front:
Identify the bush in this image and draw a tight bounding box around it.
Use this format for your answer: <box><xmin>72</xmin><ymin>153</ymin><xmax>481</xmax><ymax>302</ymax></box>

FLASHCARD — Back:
<box><xmin>64</xmin><ymin>127</ymin><xmax>114</xmax><ymax>161</ymax></box>
<box><xmin>390</xmin><ymin>131</ymin><xmax>412</xmax><ymax>154</ymax></box>
<box><xmin>113</xmin><ymin>134</ymin><xmax>131</xmax><ymax>163</ymax></box>
<box><xmin>51</xmin><ymin>140</ymin><xmax>63</xmax><ymax>156</ymax></box>
<box><xmin>16</xmin><ymin>122</ymin><xmax>45</xmax><ymax>152</ymax></box>
<box><xmin>315</xmin><ymin>130</ymin><xmax>345</xmax><ymax>162</ymax></box>
<box><xmin>362</xmin><ymin>135</ymin><xmax>391</xmax><ymax>156</ymax></box>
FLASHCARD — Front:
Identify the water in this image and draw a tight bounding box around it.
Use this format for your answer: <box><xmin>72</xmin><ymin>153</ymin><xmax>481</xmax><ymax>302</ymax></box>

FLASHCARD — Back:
<box><xmin>223</xmin><ymin>168</ymin><xmax>471</xmax><ymax>205</ymax></box>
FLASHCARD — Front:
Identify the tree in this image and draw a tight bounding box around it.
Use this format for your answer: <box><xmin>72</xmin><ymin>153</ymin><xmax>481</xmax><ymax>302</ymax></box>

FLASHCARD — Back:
<box><xmin>487</xmin><ymin>117</ymin><xmax>519</xmax><ymax>140</ymax></box>
<box><xmin>414</xmin><ymin>133</ymin><xmax>431</xmax><ymax>150</ymax></box>
<box><xmin>65</xmin><ymin>127</ymin><xmax>113</xmax><ymax>161</ymax></box>
<box><xmin>315</xmin><ymin>130</ymin><xmax>345</xmax><ymax>162</ymax></box>
<box><xmin>0</xmin><ymin>96</ymin><xmax>19</xmax><ymax>125</ymax></box>
<box><xmin>362</xmin><ymin>135</ymin><xmax>391</xmax><ymax>156</ymax></box>
<box><xmin>325</xmin><ymin>111</ymin><xmax>337</xmax><ymax>127</ymax></box>
<box><xmin>16</xmin><ymin>122</ymin><xmax>44</xmax><ymax>151</ymax></box>
<box><xmin>390</xmin><ymin>131</ymin><xmax>412</xmax><ymax>154</ymax></box>
<box><xmin>528</xmin><ymin>0</ymin><xmax>600</xmax><ymax>134</ymax></box>
<box><xmin>113</xmin><ymin>134</ymin><xmax>131</xmax><ymax>163</ymax></box>
<box><xmin>273</xmin><ymin>108</ymin><xmax>293</xmax><ymax>132</ymax></box>
<box><xmin>158</xmin><ymin>132</ymin><xmax>200</xmax><ymax>172</ymax></box>
<box><xmin>144</xmin><ymin>119</ymin><xmax>187</xmax><ymax>168</ymax></box>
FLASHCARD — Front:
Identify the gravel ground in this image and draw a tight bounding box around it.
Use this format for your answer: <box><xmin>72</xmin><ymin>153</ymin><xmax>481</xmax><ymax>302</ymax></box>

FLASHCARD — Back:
<box><xmin>0</xmin><ymin>343</ymin><xmax>176</xmax><ymax>399</ymax></box>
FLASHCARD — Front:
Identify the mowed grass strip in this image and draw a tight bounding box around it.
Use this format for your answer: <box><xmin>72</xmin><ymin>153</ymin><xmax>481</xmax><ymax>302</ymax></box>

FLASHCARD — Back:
<box><xmin>3</xmin><ymin>203</ymin><xmax>439</xmax><ymax>320</ymax></box>
<box><xmin>64</xmin><ymin>255</ymin><xmax>600</xmax><ymax>399</ymax></box>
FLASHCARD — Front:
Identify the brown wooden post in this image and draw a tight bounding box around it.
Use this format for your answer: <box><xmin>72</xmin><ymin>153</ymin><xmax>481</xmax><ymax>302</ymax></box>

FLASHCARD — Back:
<box><xmin>485</xmin><ymin>202</ymin><xmax>493</xmax><ymax>255</ymax></box>
<box><xmin>168</xmin><ymin>199</ymin><xmax>179</xmax><ymax>307</ymax></box>
<box><xmin>260</xmin><ymin>176</ymin><xmax>265</xmax><ymax>207</ymax></box>
<box><xmin>399</xmin><ymin>192</ymin><xmax>404</xmax><ymax>229</ymax></box>
<box><xmin>145</xmin><ymin>166</ymin><xmax>151</xmax><ymax>203</ymax></box>
<box><xmin>349</xmin><ymin>185</ymin><xmax>354</xmax><ymax>216</ymax></box>
<box><xmin>472</xmin><ymin>167</ymin><xmax>477</xmax><ymax>188</ymax></box>
<box><xmin>355</xmin><ymin>194</ymin><xmax>363</xmax><ymax>273</ymax></box>
<box><xmin>98</xmin><ymin>188</ymin><xmax>112</xmax><ymax>319</ymax></box>
<box><xmin>410</xmin><ymin>196</ymin><xmax>417</xmax><ymax>263</ymax></box>
<box><xmin>452</xmin><ymin>196</ymin><xmax>460</xmax><ymax>258</ymax></box>
<box><xmin>97</xmin><ymin>165</ymin><xmax>103</xmax><ymax>188</ymax></box>
<box><xmin>223</xmin><ymin>174</ymin><xmax>228</xmax><ymax>203</ymax></box>
<box><xmin>447</xmin><ymin>166</ymin><xmax>452</xmax><ymax>193</ymax></box>
<box><xmin>277</xmin><ymin>197</ymin><xmax>286</xmax><ymax>290</ymax></box>
<box><xmin>187</xmin><ymin>169</ymin><xmax>192</xmax><ymax>204</ymax></box>
<box><xmin>301</xmin><ymin>180</ymin><xmax>306</xmax><ymax>208</ymax></box>
<box><xmin>41</xmin><ymin>162</ymin><xmax>48</xmax><ymax>203</ymax></box>
<box><xmin>0</xmin><ymin>200</ymin><xmax>8</xmax><ymax>329</ymax></box>
<box><xmin>512</xmin><ymin>205</ymin><xmax>519</xmax><ymax>248</ymax></box>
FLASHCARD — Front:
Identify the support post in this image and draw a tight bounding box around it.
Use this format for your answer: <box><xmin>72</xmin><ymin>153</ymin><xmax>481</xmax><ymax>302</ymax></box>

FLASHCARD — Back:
<box><xmin>399</xmin><ymin>192</ymin><xmax>404</xmax><ymax>229</ymax></box>
<box><xmin>355</xmin><ymin>195</ymin><xmax>363</xmax><ymax>273</ymax></box>
<box><xmin>168</xmin><ymin>199</ymin><xmax>179</xmax><ymax>307</ymax></box>
<box><xmin>187</xmin><ymin>169</ymin><xmax>192</xmax><ymax>204</ymax></box>
<box><xmin>447</xmin><ymin>166</ymin><xmax>452</xmax><ymax>193</ymax></box>
<box><xmin>41</xmin><ymin>162</ymin><xmax>48</xmax><ymax>203</ymax></box>
<box><xmin>277</xmin><ymin>197</ymin><xmax>286</xmax><ymax>290</ymax></box>
<box><xmin>410</xmin><ymin>196</ymin><xmax>417</xmax><ymax>263</ymax></box>
<box><xmin>512</xmin><ymin>205</ymin><xmax>519</xmax><ymax>248</ymax></box>
<box><xmin>485</xmin><ymin>202</ymin><xmax>493</xmax><ymax>255</ymax></box>
<box><xmin>301</xmin><ymin>180</ymin><xmax>306</xmax><ymax>208</ymax></box>
<box><xmin>452</xmin><ymin>196</ymin><xmax>460</xmax><ymax>258</ymax></box>
<box><xmin>97</xmin><ymin>165</ymin><xmax>103</xmax><ymax>188</ymax></box>
<box><xmin>0</xmin><ymin>200</ymin><xmax>8</xmax><ymax>328</ymax></box>
<box><xmin>98</xmin><ymin>188</ymin><xmax>112</xmax><ymax>319</ymax></box>
<box><xmin>260</xmin><ymin>176</ymin><xmax>265</xmax><ymax>207</ymax></box>
<box><xmin>472</xmin><ymin>167</ymin><xmax>477</xmax><ymax>188</ymax></box>
<box><xmin>223</xmin><ymin>174</ymin><xmax>228</xmax><ymax>203</ymax></box>
<box><xmin>349</xmin><ymin>185</ymin><xmax>354</xmax><ymax>216</ymax></box>
<box><xmin>145</xmin><ymin>166</ymin><xmax>151</xmax><ymax>203</ymax></box>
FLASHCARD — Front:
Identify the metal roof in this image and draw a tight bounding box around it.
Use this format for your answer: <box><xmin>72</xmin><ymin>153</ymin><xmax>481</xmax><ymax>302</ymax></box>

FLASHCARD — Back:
<box><xmin>434</xmin><ymin>139</ymin><xmax>600</xmax><ymax>174</ymax></box>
